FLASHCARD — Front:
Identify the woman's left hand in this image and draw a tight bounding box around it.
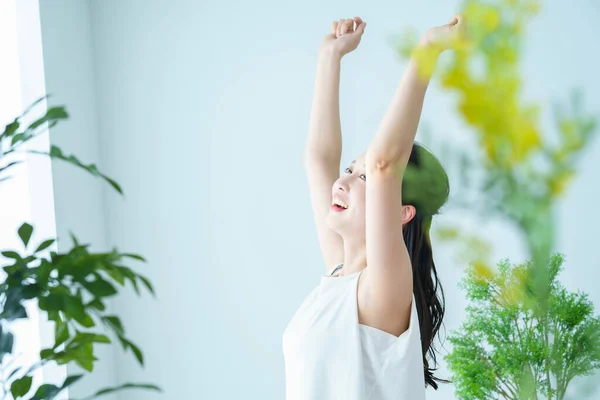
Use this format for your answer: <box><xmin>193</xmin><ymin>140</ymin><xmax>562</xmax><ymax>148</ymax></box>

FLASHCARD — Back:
<box><xmin>420</xmin><ymin>14</ymin><xmax>467</xmax><ymax>52</ymax></box>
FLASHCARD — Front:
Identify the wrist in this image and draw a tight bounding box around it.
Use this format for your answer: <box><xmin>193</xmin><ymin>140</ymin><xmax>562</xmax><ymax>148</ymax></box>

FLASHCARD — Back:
<box><xmin>416</xmin><ymin>37</ymin><xmax>444</xmax><ymax>56</ymax></box>
<box><xmin>420</xmin><ymin>25</ymin><xmax>450</xmax><ymax>51</ymax></box>
<box><xmin>319</xmin><ymin>46</ymin><xmax>343</xmax><ymax>62</ymax></box>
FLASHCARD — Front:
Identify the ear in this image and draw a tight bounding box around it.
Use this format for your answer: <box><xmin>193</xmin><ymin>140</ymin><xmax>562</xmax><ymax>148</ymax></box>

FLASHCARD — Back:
<box><xmin>401</xmin><ymin>205</ymin><xmax>417</xmax><ymax>226</ymax></box>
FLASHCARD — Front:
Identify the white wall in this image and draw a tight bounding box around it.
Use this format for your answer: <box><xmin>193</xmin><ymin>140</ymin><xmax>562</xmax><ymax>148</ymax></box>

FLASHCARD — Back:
<box><xmin>1</xmin><ymin>0</ymin><xmax>68</xmax><ymax>397</ymax></box>
<box><xmin>37</xmin><ymin>0</ymin><xmax>600</xmax><ymax>399</ymax></box>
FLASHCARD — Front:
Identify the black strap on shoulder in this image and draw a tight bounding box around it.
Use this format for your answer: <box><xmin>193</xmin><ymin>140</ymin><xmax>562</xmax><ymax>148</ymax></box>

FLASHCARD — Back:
<box><xmin>331</xmin><ymin>263</ymin><xmax>343</xmax><ymax>276</ymax></box>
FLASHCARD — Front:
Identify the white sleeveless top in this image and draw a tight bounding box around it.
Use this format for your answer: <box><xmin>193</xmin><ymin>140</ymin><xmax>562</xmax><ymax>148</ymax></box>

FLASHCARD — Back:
<box><xmin>282</xmin><ymin>263</ymin><xmax>425</xmax><ymax>400</ymax></box>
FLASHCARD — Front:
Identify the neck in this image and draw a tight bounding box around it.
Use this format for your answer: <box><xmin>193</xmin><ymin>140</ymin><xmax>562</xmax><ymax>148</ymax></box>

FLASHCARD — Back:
<box><xmin>341</xmin><ymin>236</ymin><xmax>367</xmax><ymax>276</ymax></box>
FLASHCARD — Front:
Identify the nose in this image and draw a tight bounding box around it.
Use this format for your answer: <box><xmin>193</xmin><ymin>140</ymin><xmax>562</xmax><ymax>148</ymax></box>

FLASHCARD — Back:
<box><xmin>335</xmin><ymin>177</ymin><xmax>349</xmax><ymax>193</ymax></box>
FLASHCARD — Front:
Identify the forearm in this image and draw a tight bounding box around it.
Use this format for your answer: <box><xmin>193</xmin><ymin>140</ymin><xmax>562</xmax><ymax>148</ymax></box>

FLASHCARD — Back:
<box><xmin>366</xmin><ymin>44</ymin><xmax>440</xmax><ymax>166</ymax></box>
<box><xmin>305</xmin><ymin>49</ymin><xmax>343</xmax><ymax>165</ymax></box>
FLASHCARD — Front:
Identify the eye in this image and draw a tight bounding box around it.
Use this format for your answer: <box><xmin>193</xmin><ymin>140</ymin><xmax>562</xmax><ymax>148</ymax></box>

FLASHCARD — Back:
<box><xmin>344</xmin><ymin>167</ymin><xmax>366</xmax><ymax>181</ymax></box>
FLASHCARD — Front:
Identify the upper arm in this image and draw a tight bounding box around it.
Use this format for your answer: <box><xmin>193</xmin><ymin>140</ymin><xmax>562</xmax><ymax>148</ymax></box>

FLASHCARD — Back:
<box><xmin>364</xmin><ymin>157</ymin><xmax>413</xmax><ymax>310</ymax></box>
<box><xmin>304</xmin><ymin>156</ymin><xmax>344</xmax><ymax>274</ymax></box>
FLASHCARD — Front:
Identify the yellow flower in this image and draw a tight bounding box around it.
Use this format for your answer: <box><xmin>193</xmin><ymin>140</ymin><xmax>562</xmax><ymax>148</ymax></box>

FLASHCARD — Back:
<box><xmin>499</xmin><ymin>277</ymin><xmax>525</xmax><ymax>305</ymax></box>
<box><xmin>436</xmin><ymin>227</ymin><xmax>460</xmax><ymax>240</ymax></box>
<box><xmin>524</xmin><ymin>0</ymin><xmax>542</xmax><ymax>14</ymax></box>
<box><xmin>473</xmin><ymin>261</ymin><xmax>495</xmax><ymax>282</ymax></box>
<box><xmin>549</xmin><ymin>169</ymin><xmax>575</xmax><ymax>197</ymax></box>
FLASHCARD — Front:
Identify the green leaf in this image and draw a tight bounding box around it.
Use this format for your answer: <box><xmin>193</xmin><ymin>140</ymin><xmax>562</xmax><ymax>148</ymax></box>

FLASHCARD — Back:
<box><xmin>35</xmin><ymin>239</ymin><xmax>56</xmax><ymax>253</ymax></box>
<box><xmin>129</xmin><ymin>340</ymin><xmax>144</xmax><ymax>366</ymax></box>
<box><xmin>0</xmin><ymin>300</ymin><xmax>27</xmax><ymax>321</ymax></box>
<box><xmin>0</xmin><ymin>160</ymin><xmax>23</xmax><ymax>176</ymax></box>
<box><xmin>39</xmin><ymin>293</ymin><xmax>63</xmax><ymax>312</ymax></box>
<box><xmin>11</xmin><ymin>132</ymin><xmax>27</xmax><ymax>146</ymax></box>
<box><xmin>73</xmin><ymin>343</ymin><xmax>97</xmax><ymax>372</ymax></box>
<box><xmin>47</xmin><ymin>310</ymin><xmax>60</xmax><ymax>322</ymax></box>
<box><xmin>87</xmin><ymin>298</ymin><xmax>106</xmax><ymax>311</ymax></box>
<box><xmin>11</xmin><ymin>375</ymin><xmax>33</xmax><ymax>398</ymax></box>
<box><xmin>1</xmin><ymin>119</ymin><xmax>20</xmax><ymax>138</ymax></box>
<box><xmin>18</xmin><ymin>222</ymin><xmax>34</xmax><ymax>248</ymax></box>
<box><xmin>83</xmin><ymin>279</ymin><xmax>117</xmax><ymax>298</ymax></box>
<box><xmin>75</xmin><ymin>358</ymin><xmax>94</xmax><ymax>372</ymax></box>
<box><xmin>40</xmin><ymin>348</ymin><xmax>54</xmax><ymax>359</ymax></box>
<box><xmin>22</xmin><ymin>284</ymin><xmax>41</xmax><ymax>300</ymax></box>
<box><xmin>0</xmin><ymin>328</ymin><xmax>15</xmax><ymax>359</ymax></box>
<box><xmin>122</xmin><ymin>253</ymin><xmax>146</xmax><ymax>262</ymax></box>
<box><xmin>70</xmin><ymin>332</ymin><xmax>111</xmax><ymax>346</ymax></box>
<box><xmin>20</xmin><ymin>94</ymin><xmax>51</xmax><ymax>120</ymax></box>
<box><xmin>29</xmin><ymin>375</ymin><xmax>84</xmax><ymax>400</ymax></box>
<box><xmin>76</xmin><ymin>382</ymin><xmax>161</xmax><ymax>400</ymax></box>
<box><xmin>29</xmin><ymin>383</ymin><xmax>61</xmax><ymax>400</ymax></box>
<box><xmin>112</xmin><ymin>266</ymin><xmax>138</xmax><ymax>292</ymax></box>
<box><xmin>119</xmin><ymin>337</ymin><xmax>144</xmax><ymax>366</ymax></box>
<box><xmin>28</xmin><ymin>146</ymin><xmax>123</xmax><ymax>195</ymax></box>
<box><xmin>102</xmin><ymin>316</ymin><xmax>124</xmax><ymax>335</ymax></box>
<box><xmin>62</xmin><ymin>374</ymin><xmax>84</xmax><ymax>388</ymax></box>
<box><xmin>104</xmin><ymin>267</ymin><xmax>125</xmax><ymax>285</ymax></box>
<box><xmin>1</xmin><ymin>250</ymin><xmax>21</xmax><ymax>260</ymax></box>
<box><xmin>27</xmin><ymin>106</ymin><xmax>68</xmax><ymax>131</ymax></box>
<box><xmin>63</xmin><ymin>295</ymin><xmax>94</xmax><ymax>327</ymax></box>
<box><xmin>23</xmin><ymin>255</ymin><xmax>36</xmax><ymax>264</ymax></box>
<box><xmin>138</xmin><ymin>275</ymin><xmax>155</xmax><ymax>296</ymax></box>
<box><xmin>55</xmin><ymin>321</ymin><xmax>70</xmax><ymax>348</ymax></box>
<box><xmin>6</xmin><ymin>366</ymin><xmax>23</xmax><ymax>381</ymax></box>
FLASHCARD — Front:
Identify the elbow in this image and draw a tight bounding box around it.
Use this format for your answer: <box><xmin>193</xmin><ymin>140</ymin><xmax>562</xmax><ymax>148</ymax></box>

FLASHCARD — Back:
<box><xmin>366</xmin><ymin>158</ymin><xmax>390</xmax><ymax>171</ymax></box>
<box><xmin>365</xmin><ymin>152</ymin><xmax>397</xmax><ymax>171</ymax></box>
<box><xmin>365</xmin><ymin>150</ymin><xmax>412</xmax><ymax>175</ymax></box>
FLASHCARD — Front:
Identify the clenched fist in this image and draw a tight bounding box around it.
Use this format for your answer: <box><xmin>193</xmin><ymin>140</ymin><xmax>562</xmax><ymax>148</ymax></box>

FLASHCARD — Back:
<box><xmin>320</xmin><ymin>17</ymin><xmax>367</xmax><ymax>58</ymax></box>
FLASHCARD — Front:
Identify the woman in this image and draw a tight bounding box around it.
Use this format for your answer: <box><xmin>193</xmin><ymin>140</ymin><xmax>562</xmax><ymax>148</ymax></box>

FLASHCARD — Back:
<box><xmin>282</xmin><ymin>15</ymin><xmax>464</xmax><ymax>400</ymax></box>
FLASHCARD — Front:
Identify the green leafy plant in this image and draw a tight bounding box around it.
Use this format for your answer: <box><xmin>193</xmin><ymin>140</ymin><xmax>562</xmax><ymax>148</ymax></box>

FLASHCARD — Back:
<box><xmin>446</xmin><ymin>254</ymin><xmax>600</xmax><ymax>399</ymax></box>
<box><xmin>0</xmin><ymin>95</ymin><xmax>160</xmax><ymax>399</ymax></box>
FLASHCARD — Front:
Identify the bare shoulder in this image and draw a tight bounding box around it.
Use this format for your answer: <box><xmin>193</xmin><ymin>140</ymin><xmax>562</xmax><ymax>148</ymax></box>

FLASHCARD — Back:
<box><xmin>357</xmin><ymin>267</ymin><xmax>412</xmax><ymax>337</ymax></box>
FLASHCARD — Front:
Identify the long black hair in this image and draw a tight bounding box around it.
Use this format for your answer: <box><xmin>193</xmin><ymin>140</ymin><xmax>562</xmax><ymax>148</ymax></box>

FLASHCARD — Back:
<box><xmin>402</xmin><ymin>142</ymin><xmax>450</xmax><ymax>389</ymax></box>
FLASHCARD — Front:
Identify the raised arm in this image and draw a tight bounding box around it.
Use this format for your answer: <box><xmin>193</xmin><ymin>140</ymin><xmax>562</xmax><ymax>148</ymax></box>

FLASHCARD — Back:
<box><xmin>361</xmin><ymin>15</ymin><xmax>465</xmax><ymax>319</ymax></box>
<box><xmin>305</xmin><ymin>17</ymin><xmax>367</xmax><ymax>163</ymax></box>
<box><xmin>365</xmin><ymin>15</ymin><xmax>465</xmax><ymax>167</ymax></box>
<box><xmin>304</xmin><ymin>17</ymin><xmax>367</xmax><ymax>272</ymax></box>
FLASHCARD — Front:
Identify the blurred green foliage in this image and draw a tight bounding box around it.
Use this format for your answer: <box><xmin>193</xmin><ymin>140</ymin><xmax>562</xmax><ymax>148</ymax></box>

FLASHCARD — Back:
<box><xmin>395</xmin><ymin>0</ymin><xmax>599</xmax><ymax>398</ymax></box>
<box><xmin>0</xmin><ymin>95</ymin><xmax>160</xmax><ymax>399</ymax></box>
<box><xmin>446</xmin><ymin>254</ymin><xmax>600</xmax><ymax>399</ymax></box>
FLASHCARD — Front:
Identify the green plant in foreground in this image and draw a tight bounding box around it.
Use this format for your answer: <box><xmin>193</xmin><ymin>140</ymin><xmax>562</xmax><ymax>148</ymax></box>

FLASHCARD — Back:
<box><xmin>394</xmin><ymin>1</ymin><xmax>599</xmax><ymax>396</ymax></box>
<box><xmin>0</xmin><ymin>95</ymin><xmax>160</xmax><ymax>399</ymax></box>
<box><xmin>446</xmin><ymin>254</ymin><xmax>600</xmax><ymax>399</ymax></box>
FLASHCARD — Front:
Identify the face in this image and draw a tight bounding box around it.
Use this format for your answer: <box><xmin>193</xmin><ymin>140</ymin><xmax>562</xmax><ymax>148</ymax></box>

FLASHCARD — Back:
<box><xmin>325</xmin><ymin>153</ymin><xmax>368</xmax><ymax>239</ymax></box>
<box><xmin>325</xmin><ymin>152</ymin><xmax>417</xmax><ymax>239</ymax></box>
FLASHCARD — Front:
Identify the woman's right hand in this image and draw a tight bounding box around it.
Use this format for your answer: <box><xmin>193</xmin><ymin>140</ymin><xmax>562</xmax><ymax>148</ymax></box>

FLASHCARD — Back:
<box><xmin>320</xmin><ymin>17</ymin><xmax>367</xmax><ymax>58</ymax></box>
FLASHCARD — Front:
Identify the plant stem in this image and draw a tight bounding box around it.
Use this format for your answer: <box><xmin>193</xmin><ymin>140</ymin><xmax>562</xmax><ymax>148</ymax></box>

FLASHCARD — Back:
<box><xmin>479</xmin><ymin>352</ymin><xmax>518</xmax><ymax>399</ymax></box>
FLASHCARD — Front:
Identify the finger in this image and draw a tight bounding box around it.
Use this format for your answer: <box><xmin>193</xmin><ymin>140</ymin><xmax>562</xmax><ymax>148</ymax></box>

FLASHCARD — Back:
<box><xmin>353</xmin><ymin>16</ymin><xmax>363</xmax><ymax>28</ymax></box>
<box><xmin>331</xmin><ymin>21</ymin><xmax>338</xmax><ymax>35</ymax></box>
<box><xmin>346</xmin><ymin>18</ymin><xmax>355</xmax><ymax>34</ymax></box>
<box><xmin>355</xmin><ymin>21</ymin><xmax>367</xmax><ymax>35</ymax></box>
<box><xmin>340</xmin><ymin>18</ymin><xmax>350</xmax><ymax>35</ymax></box>
<box><xmin>337</xmin><ymin>18</ymin><xmax>344</xmax><ymax>37</ymax></box>
<box><xmin>341</xmin><ymin>19</ymin><xmax>353</xmax><ymax>35</ymax></box>
<box><xmin>448</xmin><ymin>14</ymin><xmax>460</xmax><ymax>26</ymax></box>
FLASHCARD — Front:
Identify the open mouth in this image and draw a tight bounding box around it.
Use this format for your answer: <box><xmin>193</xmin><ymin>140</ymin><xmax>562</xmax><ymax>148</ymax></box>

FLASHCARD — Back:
<box><xmin>331</xmin><ymin>200</ymin><xmax>349</xmax><ymax>211</ymax></box>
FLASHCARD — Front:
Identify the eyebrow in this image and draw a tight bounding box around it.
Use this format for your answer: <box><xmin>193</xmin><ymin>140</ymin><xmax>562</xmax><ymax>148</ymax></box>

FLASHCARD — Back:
<box><xmin>351</xmin><ymin>160</ymin><xmax>366</xmax><ymax>167</ymax></box>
